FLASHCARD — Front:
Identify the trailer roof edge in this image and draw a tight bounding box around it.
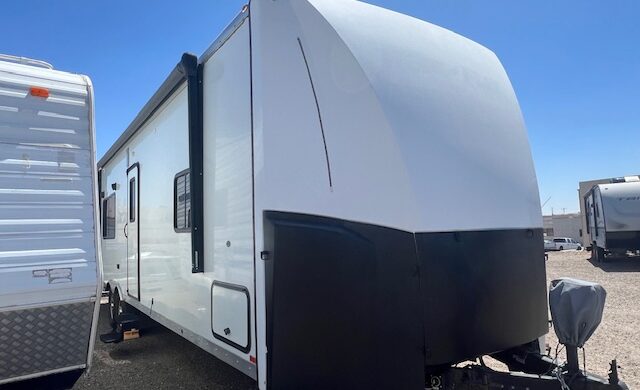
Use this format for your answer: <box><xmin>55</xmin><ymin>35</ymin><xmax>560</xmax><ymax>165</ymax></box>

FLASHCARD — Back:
<box><xmin>98</xmin><ymin>8</ymin><xmax>249</xmax><ymax>168</ymax></box>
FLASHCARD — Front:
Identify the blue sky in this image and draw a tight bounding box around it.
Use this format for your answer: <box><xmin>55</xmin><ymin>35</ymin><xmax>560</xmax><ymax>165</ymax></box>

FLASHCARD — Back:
<box><xmin>1</xmin><ymin>1</ymin><xmax>638</xmax><ymax>214</ymax></box>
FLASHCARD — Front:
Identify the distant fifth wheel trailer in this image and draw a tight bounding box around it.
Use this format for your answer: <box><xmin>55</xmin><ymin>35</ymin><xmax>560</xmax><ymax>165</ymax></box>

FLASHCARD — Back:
<box><xmin>585</xmin><ymin>177</ymin><xmax>640</xmax><ymax>262</ymax></box>
<box><xmin>0</xmin><ymin>55</ymin><xmax>102</xmax><ymax>385</ymax></box>
<box><xmin>98</xmin><ymin>1</ymin><xmax>625</xmax><ymax>389</ymax></box>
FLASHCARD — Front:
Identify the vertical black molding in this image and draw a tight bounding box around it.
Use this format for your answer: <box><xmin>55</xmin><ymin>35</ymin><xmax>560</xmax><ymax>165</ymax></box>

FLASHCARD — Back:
<box><xmin>296</xmin><ymin>38</ymin><xmax>333</xmax><ymax>189</ymax></box>
<box><xmin>179</xmin><ymin>53</ymin><xmax>205</xmax><ymax>273</ymax></box>
<box><xmin>97</xmin><ymin>168</ymin><xmax>103</xmax><ymax>218</ymax></box>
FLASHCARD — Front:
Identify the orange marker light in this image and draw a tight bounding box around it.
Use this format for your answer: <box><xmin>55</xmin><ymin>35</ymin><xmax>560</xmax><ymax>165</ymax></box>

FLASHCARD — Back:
<box><xmin>30</xmin><ymin>87</ymin><xmax>49</xmax><ymax>98</ymax></box>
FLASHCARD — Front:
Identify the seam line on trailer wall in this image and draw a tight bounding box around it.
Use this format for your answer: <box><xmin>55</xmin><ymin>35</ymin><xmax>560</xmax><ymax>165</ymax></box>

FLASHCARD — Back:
<box><xmin>247</xmin><ymin>4</ymin><xmax>260</xmax><ymax>381</ymax></box>
<box><xmin>296</xmin><ymin>37</ymin><xmax>333</xmax><ymax>189</ymax></box>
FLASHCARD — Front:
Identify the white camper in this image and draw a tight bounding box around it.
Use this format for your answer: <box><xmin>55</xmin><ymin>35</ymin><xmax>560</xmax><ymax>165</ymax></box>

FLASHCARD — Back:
<box><xmin>585</xmin><ymin>177</ymin><xmax>640</xmax><ymax>261</ymax></box>
<box><xmin>0</xmin><ymin>55</ymin><xmax>101</xmax><ymax>385</ymax></box>
<box><xmin>98</xmin><ymin>1</ymin><xmax>625</xmax><ymax>389</ymax></box>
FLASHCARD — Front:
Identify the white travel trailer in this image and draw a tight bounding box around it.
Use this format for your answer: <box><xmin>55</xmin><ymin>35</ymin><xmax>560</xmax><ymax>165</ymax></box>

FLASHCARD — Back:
<box><xmin>98</xmin><ymin>1</ymin><xmax>625</xmax><ymax>389</ymax></box>
<box><xmin>0</xmin><ymin>55</ymin><xmax>101</xmax><ymax>385</ymax></box>
<box><xmin>585</xmin><ymin>177</ymin><xmax>640</xmax><ymax>262</ymax></box>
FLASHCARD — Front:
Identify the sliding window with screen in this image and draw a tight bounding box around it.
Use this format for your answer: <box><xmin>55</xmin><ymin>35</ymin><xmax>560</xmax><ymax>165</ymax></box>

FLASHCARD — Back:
<box><xmin>174</xmin><ymin>169</ymin><xmax>191</xmax><ymax>232</ymax></box>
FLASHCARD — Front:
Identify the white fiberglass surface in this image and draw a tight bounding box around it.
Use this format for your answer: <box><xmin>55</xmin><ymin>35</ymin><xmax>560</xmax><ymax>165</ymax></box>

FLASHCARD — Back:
<box><xmin>212</xmin><ymin>285</ymin><xmax>249</xmax><ymax>350</ymax></box>
<box><xmin>599</xmin><ymin>182</ymin><xmax>640</xmax><ymax>231</ymax></box>
<box><xmin>101</xmin><ymin>21</ymin><xmax>254</xmax><ymax>366</ymax></box>
<box><xmin>202</xmin><ymin>20</ymin><xmax>254</xmax><ymax>356</ymax></box>
<box><xmin>100</xmin><ymin>85</ymin><xmax>193</xmax><ymax>317</ymax></box>
<box><xmin>0</xmin><ymin>62</ymin><xmax>97</xmax><ymax>308</ymax></box>
<box><xmin>252</xmin><ymin>0</ymin><xmax>541</xmax><ymax>233</ymax></box>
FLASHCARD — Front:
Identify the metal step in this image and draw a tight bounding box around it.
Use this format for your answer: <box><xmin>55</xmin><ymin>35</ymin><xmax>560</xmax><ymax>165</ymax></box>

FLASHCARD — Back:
<box><xmin>115</xmin><ymin>313</ymin><xmax>140</xmax><ymax>332</ymax></box>
<box><xmin>99</xmin><ymin>331</ymin><xmax>122</xmax><ymax>344</ymax></box>
<box><xmin>99</xmin><ymin>312</ymin><xmax>141</xmax><ymax>344</ymax></box>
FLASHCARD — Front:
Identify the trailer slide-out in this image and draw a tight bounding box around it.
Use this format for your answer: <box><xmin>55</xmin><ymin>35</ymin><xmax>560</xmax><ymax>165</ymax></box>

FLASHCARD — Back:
<box><xmin>0</xmin><ymin>55</ymin><xmax>102</xmax><ymax>385</ymax></box>
<box><xmin>99</xmin><ymin>1</ymin><xmax>626</xmax><ymax>389</ymax></box>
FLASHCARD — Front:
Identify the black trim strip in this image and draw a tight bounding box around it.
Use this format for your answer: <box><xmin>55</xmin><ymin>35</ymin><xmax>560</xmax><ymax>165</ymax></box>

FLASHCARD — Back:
<box><xmin>296</xmin><ymin>38</ymin><xmax>333</xmax><ymax>188</ymax></box>
<box><xmin>211</xmin><ymin>281</ymin><xmax>252</xmax><ymax>354</ymax></box>
<box><xmin>126</xmin><ymin>162</ymin><xmax>141</xmax><ymax>301</ymax></box>
<box><xmin>178</xmin><ymin>54</ymin><xmax>205</xmax><ymax>273</ymax></box>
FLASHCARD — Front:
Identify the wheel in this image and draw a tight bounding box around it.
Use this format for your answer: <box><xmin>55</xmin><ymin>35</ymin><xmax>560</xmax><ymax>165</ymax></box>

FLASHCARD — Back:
<box><xmin>577</xmin><ymin>246</ymin><xmax>582</xmax><ymax>251</ymax></box>
<box><xmin>109</xmin><ymin>288</ymin><xmax>124</xmax><ymax>328</ymax></box>
<box><xmin>558</xmin><ymin>246</ymin><xmax>564</xmax><ymax>251</ymax></box>
<box><xmin>597</xmin><ymin>247</ymin><xmax>606</xmax><ymax>263</ymax></box>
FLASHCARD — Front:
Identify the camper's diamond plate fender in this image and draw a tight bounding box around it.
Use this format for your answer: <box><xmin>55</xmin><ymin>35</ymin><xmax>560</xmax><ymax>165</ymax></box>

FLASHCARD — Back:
<box><xmin>0</xmin><ymin>302</ymin><xmax>93</xmax><ymax>382</ymax></box>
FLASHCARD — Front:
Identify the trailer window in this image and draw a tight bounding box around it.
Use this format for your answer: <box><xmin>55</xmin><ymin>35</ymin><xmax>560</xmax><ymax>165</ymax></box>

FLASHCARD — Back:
<box><xmin>174</xmin><ymin>170</ymin><xmax>191</xmax><ymax>232</ymax></box>
<box><xmin>129</xmin><ymin>178</ymin><xmax>136</xmax><ymax>223</ymax></box>
<box><xmin>102</xmin><ymin>193</ymin><xmax>116</xmax><ymax>239</ymax></box>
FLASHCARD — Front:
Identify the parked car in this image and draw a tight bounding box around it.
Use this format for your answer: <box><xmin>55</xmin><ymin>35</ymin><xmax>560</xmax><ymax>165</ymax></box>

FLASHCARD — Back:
<box><xmin>552</xmin><ymin>237</ymin><xmax>582</xmax><ymax>251</ymax></box>
<box><xmin>544</xmin><ymin>239</ymin><xmax>556</xmax><ymax>251</ymax></box>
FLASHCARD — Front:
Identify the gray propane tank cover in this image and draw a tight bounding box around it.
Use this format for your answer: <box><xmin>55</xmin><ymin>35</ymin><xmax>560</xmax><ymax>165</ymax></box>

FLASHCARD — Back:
<box><xmin>549</xmin><ymin>278</ymin><xmax>606</xmax><ymax>348</ymax></box>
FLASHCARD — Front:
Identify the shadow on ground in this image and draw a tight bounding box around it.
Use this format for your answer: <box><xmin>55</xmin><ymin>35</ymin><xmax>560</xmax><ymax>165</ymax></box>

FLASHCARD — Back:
<box><xmin>587</xmin><ymin>253</ymin><xmax>640</xmax><ymax>273</ymax></box>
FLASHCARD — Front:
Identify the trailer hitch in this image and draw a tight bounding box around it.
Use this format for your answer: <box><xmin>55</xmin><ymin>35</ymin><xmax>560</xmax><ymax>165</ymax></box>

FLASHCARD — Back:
<box><xmin>434</xmin><ymin>362</ymin><xmax>628</xmax><ymax>390</ymax></box>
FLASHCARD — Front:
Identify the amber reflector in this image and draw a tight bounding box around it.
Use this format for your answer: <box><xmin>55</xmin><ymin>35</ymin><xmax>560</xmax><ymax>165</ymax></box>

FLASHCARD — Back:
<box><xmin>30</xmin><ymin>87</ymin><xmax>49</xmax><ymax>98</ymax></box>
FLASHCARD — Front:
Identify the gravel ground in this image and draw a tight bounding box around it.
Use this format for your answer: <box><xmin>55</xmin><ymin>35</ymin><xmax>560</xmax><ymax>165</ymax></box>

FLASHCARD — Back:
<box><xmin>544</xmin><ymin>250</ymin><xmax>640</xmax><ymax>388</ymax></box>
<box><xmin>74</xmin><ymin>304</ymin><xmax>257</xmax><ymax>390</ymax></box>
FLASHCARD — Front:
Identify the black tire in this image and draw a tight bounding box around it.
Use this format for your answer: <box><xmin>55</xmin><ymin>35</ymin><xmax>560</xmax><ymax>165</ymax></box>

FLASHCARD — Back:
<box><xmin>109</xmin><ymin>288</ymin><xmax>124</xmax><ymax>328</ymax></box>
<box><xmin>598</xmin><ymin>247</ymin><xmax>606</xmax><ymax>263</ymax></box>
<box><xmin>559</xmin><ymin>246</ymin><xmax>564</xmax><ymax>251</ymax></box>
<box><xmin>577</xmin><ymin>246</ymin><xmax>582</xmax><ymax>251</ymax></box>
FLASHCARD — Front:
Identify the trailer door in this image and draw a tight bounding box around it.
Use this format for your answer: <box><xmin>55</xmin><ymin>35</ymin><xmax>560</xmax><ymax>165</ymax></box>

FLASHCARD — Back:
<box><xmin>127</xmin><ymin>163</ymin><xmax>140</xmax><ymax>300</ymax></box>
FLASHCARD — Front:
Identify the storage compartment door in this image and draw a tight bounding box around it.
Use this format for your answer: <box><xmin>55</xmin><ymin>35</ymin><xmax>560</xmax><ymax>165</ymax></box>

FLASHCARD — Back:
<box><xmin>211</xmin><ymin>281</ymin><xmax>250</xmax><ymax>353</ymax></box>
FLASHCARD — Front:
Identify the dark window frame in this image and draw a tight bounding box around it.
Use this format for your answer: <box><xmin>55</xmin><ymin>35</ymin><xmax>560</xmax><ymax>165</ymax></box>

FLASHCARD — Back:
<box><xmin>102</xmin><ymin>193</ymin><xmax>116</xmax><ymax>239</ymax></box>
<box><xmin>174</xmin><ymin>169</ymin><xmax>191</xmax><ymax>233</ymax></box>
<box><xmin>129</xmin><ymin>178</ymin><xmax>136</xmax><ymax>223</ymax></box>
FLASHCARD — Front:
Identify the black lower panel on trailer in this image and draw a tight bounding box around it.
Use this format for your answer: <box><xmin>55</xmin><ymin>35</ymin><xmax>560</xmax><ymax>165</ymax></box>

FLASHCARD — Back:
<box><xmin>416</xmin><ymin>228</ymin><xmax>548</xmax><ymax>366</ymax></box>
<box><xmin>263</xmin><ymin>211</ymin><xmax>547</xmax><ymax>389</ymax></box>
<box><xmin>606</xmin><ymin>231</ymin><xmax>640</xmax><ymax>250</ymax></box>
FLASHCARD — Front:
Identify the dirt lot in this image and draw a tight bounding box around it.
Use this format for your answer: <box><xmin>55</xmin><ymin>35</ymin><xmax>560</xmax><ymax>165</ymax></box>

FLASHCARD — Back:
<box><xmin>544</xmin><ymin>250</ymin><xmax>640</xmax><ymax>388</ymax></box>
